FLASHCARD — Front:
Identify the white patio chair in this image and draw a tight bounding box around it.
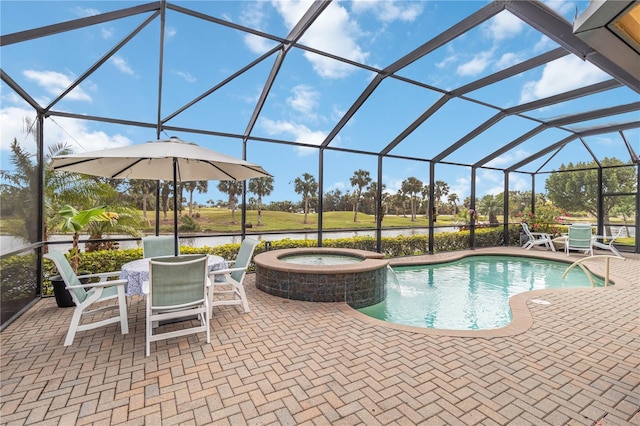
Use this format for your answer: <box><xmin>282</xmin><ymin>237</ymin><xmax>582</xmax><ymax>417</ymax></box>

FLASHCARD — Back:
<box><xmin>521</xmin><ymin>222</ymin><xmax>555</xmax><ymax>252</ymax></box>
<box><xmin>44</xmin><ymin>251</ymin><xmax>129</xmax><ymax>347</ymax></box>
<box><xmin>142</xmin><ymin>235</ymin><xmax>177</xmax><ymax>258</ymax></box>
<box><xmin>208</xmin><ymin>238</ymin><xmax>260</xmax><ymax>315</ymax></box>
<box><xmin>144</xmin><ymin>254</ymin><xmax>210</xmax><ymax>357</ymax></box>
<box><xmin>592</xmin><ymin>227</ymin><xmax>624</xmax><ymax>257</ymax></box>
<box><xmin>565</xmin><ymin>223</ymin><xmax>594</xmax><ymax>256</ymax></box>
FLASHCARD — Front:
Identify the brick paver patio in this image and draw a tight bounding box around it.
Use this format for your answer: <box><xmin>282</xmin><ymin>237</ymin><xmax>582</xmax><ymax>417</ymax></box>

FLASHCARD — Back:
<box><xmin>1</xmin><ymin>248</ymin><xmax>638</xmax><ymax>425</ymax></box>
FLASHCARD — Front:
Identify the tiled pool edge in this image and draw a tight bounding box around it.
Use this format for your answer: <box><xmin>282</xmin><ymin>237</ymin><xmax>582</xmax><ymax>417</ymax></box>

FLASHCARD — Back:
<box><xmin>254</xmin><ymin>248</ymin><xmax>389</xmax><ymax>308</ymax></box>
<box><xmin>340</xmin><ymin>248</ymin><xmax>634</xmax><ymax>338</ymax></box>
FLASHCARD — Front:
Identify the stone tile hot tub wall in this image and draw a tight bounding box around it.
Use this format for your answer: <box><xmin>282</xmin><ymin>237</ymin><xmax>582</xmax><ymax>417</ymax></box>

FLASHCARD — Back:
<box><xmin>253</xmin><ymin>248</ymin><xmax>389</xmax><ymax>309</ymax></box>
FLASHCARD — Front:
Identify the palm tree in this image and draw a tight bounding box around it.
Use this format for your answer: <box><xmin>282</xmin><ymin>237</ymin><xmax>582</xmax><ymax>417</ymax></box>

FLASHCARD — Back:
<box><xmin>217</xmin><ymin>180</ymin><xmax>243</xmax><ymax>223</ymax></box>
<box><xmin>293</xmin><ymin>173</ymin><xmax>318</xmax><ymax>224</ymax></box>
<box><xmin>365</xmin><ymin>181</ymin><xmax>385</xmax><ymax>222</ymax></box>
<box><xmin>1</xmin><ymin>138</ymin><xmax>118</xmax><ymax>246</ymax></box>
<box><xmin>248</xmin><ymin>176</ymin><xmax>274</xmax><ymax>226</ymax></box>
<box><xmin>433</xmin><ymin>180</ymin><xmax>450</xmax><ymax>216</ymax></box>
<box><xmin>160</xmin><ymin>181</ymin><xmax>172</xmax><ymax>220</ymax></box>
<box><xmin>478</xmin><ymin>194</ymin><xmax>501</xmax><ymax>225</ymax></box>
<box><xmin>349</xmin><ymin>169</ymin><xmax>372</xmax><ymax>222</ymax></box>
<box><xmin>401</xmin><ymin>177</ymin><xmax>423</xmax><ymax>221</ymax></box>
<box><xmin>185</xmin><ymin>180</ymin><xmax>208</xmax><ymax>216</ymax></box>
<box><xmin>448</xmin><ymin>193</ymin><xmax>459</xmax><ymax>215</ymax></box>
<box><xmin>127</xmin><ymin>179</ymin><xmax>156</xmax><ymax>218</ymax></box>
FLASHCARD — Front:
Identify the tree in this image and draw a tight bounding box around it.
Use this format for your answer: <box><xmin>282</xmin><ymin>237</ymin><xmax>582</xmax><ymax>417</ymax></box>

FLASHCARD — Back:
<box><xmin>433</xmin><ymin>180</ymin><xmax>450</xmax><ymax>216</ymax></box>
<box><xmin>57</xmin><ymin>205</ymin><xmax>116</xmax><ymax>273</ymax></box>
<box><xmin>323</xmin><ymin>189</ymin><xmax>343</xmax><ymax>212</ymax></box>
<box><xmin>477</xmin><ymin>194</ymin><xmax>501</xmax><ymax>225</ymax></box>
<box><xmin>0</xmin><ymin>138</ymin><xmax>120</xmax><ymax>246</ymax></box>
<box><xmin>248</xmin><ymin>176</ymin><xmax>274</xmax><ymax>226</ymax></box>
<box><xmin>217</xmin><ymin>180</ymin><xmax>244</xmax><ymax>223</ymax></box>
<box><xmin>293</xmin><ymin>173</ymin><xmax>318</xmax><ymax>224</ymax></box>
<box><xmin>610</xmin><ymin>195</ymin><xmax>634</xmax><ymax>237</ymax></box>
<box><xmin>365</xmin><ymin>181</ymin><xmax>386</xmax><ymax>222</ymax></box>
<box><xmin>127</xmin><ymin>179</ymin><xmax>156</xmax><ymax>218</ymax></box>
<box><xmin>0</xmin><ymin>138</ymin><xmax>44</xmax><ymax>242</ymax></box>
<box><xmin>447</xmin><ymin>193</ymin><xmax>459</xmax><ymax>215</ymax></box>
<box><xmin>160</xmin><ymin>181</ymin><xmax>172</xmax><ymax>220</ymax></box>
<box><xmin>401</xmin><ymin>177</ymin><xmax>423</xmax><ymax>221</ymax></box>
<box><xmin>546</xmin><ymin>158</ymin><xmax>636</xmax><ymax>230</ymax></box>
<box><xmin>349</xmin><ymin>169</ymin><xmax>372</xmax><ymax>222</ymax></box>
<box><xmin>185</xmin><ymin>180</ymin><xmax>208</xmax><ymax>216</ymax></box>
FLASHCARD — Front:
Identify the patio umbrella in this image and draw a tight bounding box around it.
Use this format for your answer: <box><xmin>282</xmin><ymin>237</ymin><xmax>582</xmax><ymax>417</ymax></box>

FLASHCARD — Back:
<box><xmin>50</xmin><ymin>137</ymin><xmax>271</xmax><ymax>255</ymax></box>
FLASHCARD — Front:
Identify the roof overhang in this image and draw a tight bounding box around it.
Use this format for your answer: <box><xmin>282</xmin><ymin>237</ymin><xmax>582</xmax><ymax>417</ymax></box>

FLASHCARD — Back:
<box><xmin>573</xmin><ymin>1</ymin><xmax>640</xmax><ymax>84</ymax></box>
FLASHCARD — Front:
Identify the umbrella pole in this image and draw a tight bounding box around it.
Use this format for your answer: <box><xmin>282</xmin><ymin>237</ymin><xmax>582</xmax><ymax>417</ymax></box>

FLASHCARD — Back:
<box><xmin>173</xmin><ymin>157</ymin><xmax>179</xmax><ymax>256</ymax></box>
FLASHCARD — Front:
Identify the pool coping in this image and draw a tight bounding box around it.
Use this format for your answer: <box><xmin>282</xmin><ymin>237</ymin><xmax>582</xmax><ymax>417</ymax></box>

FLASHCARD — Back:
<box><xmin>253</xmin><ymin>247</ymin><xmax>387</xmax><ymax>273</ymax></box>
<box><xmin>339</xmin><ymin>247</ymin><xmax>633</xmax><ymax>338</ymax></box>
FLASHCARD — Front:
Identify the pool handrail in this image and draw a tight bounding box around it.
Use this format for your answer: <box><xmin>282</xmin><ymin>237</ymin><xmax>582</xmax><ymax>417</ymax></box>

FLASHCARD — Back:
<box><xmin>561</xmin><ymin>255</ymin><xmax>625</xmax><ymax>287</ymax></box>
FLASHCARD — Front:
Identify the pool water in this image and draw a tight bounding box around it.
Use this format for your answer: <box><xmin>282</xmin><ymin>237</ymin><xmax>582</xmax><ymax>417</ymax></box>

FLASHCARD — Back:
<box><xmin>280</xmin><ymin>254</ymin><xmax>363</xmax><ymax>265</ymax></box>
<box><xmin>358</xmin><ymin>255</ymin><xmax>606</xmax><ymax>330</ymax></box>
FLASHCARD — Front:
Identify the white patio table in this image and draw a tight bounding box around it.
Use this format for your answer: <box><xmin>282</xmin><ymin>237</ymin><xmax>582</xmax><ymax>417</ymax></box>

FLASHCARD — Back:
<box><xmin>121</xmin><ymin>255</ymin><xmax>226</xmax><ymax>296</ymax></box>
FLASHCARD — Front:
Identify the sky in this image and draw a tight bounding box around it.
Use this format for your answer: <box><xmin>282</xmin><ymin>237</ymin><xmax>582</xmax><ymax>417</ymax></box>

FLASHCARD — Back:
<box><xmin>1</xmin><ymin>0</ymin><xmax>638</xmax><ymax>207</ymax></box>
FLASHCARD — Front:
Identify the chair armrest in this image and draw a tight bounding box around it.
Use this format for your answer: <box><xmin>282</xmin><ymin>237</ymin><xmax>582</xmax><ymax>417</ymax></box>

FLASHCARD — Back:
<box><xmin>77</xmin><ymin>271</ymin><xmax>122</xmax><ymax>282</ymax></box>
<box><xmin>208</xmin><ymin>267</ymin><xmax>245</xmax><ymax>276</ymax></box>
<box><xmin>530</xmin><ymin>232</ymin><xmax>550</xmax><ymax>237</ymax></box>
<box><xmin>67</xmin><ymin>278</ymin><xmax>128</xmax><ymax>290</ymax></box>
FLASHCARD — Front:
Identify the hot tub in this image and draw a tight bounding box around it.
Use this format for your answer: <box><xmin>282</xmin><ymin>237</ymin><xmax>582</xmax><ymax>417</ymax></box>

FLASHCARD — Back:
<box><xmin>253</xmin><ymin>248</ymin><xmax>389</xmax><ymax>308</ymax></box>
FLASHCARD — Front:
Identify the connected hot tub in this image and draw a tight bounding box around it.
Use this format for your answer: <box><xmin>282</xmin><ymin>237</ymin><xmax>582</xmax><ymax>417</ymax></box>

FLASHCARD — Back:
<box><xmin>253</xmin><ymin>248</ymin><xmax>389</xmax><ymax>308</ymax></box>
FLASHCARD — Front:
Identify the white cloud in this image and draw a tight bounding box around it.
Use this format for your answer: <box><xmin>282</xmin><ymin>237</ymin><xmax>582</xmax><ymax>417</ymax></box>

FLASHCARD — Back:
<box><xmin>533</xmin><ymin>35</ymin><xmax>554</xmax><ymax>53</ymax></box>
<box><xmin>436</xmin><ymin>54</ymin><xmax>458</xmax><ymax>69</ymax></box>
<box><xmin>543</xmin><ymin>0</ymin><xmax>577</xmax><ymax>20</ymax></box>
<box><xmin>23</xmin><ymin>70</ymin><xmax>92</xmax><ymax>102</ymax></box>
<box><xmin>456</xmin><ymin>50</ymin><xmax>493</xmax><ymax>77</ymax></box>
<box><xmin>485</xmin><ymin>149</ymin><xmax>530</xmax><ymax>168</ymax></box>
<box><xmin>165</xmin><ymin>27</ymin><xmax>177</xmax><ymax>39</ymax></box>
<box><xmin>271</xmin><ymin>1</ymin><xmax>369</xmax><ymax>78</ymax></box>
<box><xmin>287</xmin><ymin>84</ymin><xmax>319</xmax><ymax>117</ymax></box>
<box><xmin>495</xmin><ymin>52</ymin><xmax>521</xmax><ymax>70</ymax></box>
<box><xmin>174</xmin><ymin>70</ymin><xmax>196</xmax><ymax>83</ymax></box>
<box><xmin>73</xmin><ymin>6</ymin><xmax>100</xmax><ymax>17</ymax></box>
<box><xmin>239</xmin><ymin>2</ymin><xmax>277</xmax><ymax>54</ymax></box>
<box><xmin>110</xmin><ymin>56</ymin><xmax>135</xmax><ymax>75</ymax></box>
<box><xmin>483</xmin><ymin>11</ymin><xmax>523</xmax><ymax>41</ymax></box>
<box><xmin>101</xmin><ymin>27</ymin><xmax>115</xmax><ymax>39</ymax></box>
<box><xmin>520</xmin><ymin>55</ymin><xmax>609</xmax><ymax>103</ymax></box>
<box><xmin>351</xmin><ymin>0</ymin><xmax>423</xmax><ymax>22</ymax></box>
<box><xmin>1</xmin><ymin>104</ymin><xmax>132</xmax><ymax>161</ymax></box>
<box><xmin>259</xmin><ymin>117</ymin><xmax>326</xmax><ymax>155</ymax></box>
<box><xmin>244</xmin><ymin>33</ymin><xmax>277</xmax><ymax>54</ymax></box>
<box><xmin>450</xmin><ymin>176</ymin><xmax>471</xmax><ymax>200</ymax></box>
<box><xmin>326</xmin><ymin>181</ymin><xmax>347</xmax><ymax>192</ymax></box>
<box><xmin>240</xmin><ymin>1</ymin><xmax>266</xmax><ymax>28</ymax></box>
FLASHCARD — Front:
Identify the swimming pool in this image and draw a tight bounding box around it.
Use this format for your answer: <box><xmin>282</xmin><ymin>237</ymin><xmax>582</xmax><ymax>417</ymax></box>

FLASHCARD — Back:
<box><xmin>357</xmin><ymin>255</ymin><xmax>606</xmax><ymax>331</ymax></box>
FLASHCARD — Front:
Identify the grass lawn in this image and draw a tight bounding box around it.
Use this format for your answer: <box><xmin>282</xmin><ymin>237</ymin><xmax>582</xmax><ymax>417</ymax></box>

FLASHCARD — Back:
<box><xmin>150</xmin><ymin>208</ymin><xmax>462</xmax><ymax>234</ymax></box>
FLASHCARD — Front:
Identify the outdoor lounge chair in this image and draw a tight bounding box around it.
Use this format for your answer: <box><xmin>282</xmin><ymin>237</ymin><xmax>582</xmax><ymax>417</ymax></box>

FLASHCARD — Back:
<box><xmin>143</xmin><ymin>235</ymin><xmax>177</xmax><ymax>258</ymax></box>
<box><xmin>43</xmin><ymin>251</ymin><xmax>129</xmax><ymax>346</ymax></box>
<box><xmin>565</xmin><ymin>223</ymin><xmax>594</xmax><ymax>256</ymax></box>
<box><xmin>521</xmin><ymin>222</ymin><xmax>555</xmax><ymax>252</ymax></box>
<box><xmin>208</xmin><ymin>238</ymin><xmax>260</xmax><ymax>315</ymax></box>
<box><xmin>144</xmin><ymin>254</ymin><xmax>210</xmax><ymax>357</ymax></box>
<box><xmin>592</xmin><ymin>227</ymin><xmax>624</xmax><ymax>257</ymax></box>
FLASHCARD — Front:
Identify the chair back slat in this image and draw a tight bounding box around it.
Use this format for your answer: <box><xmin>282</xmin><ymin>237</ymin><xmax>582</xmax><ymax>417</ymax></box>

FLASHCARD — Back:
<box><xmin>44</xmin><ymin>251</ymin><xmax>87</xmax><ymax>304</ymax></box>
<box><xmin>568</xmin><ymin>224</ymin><xmax>592</xmax><ymax>250</ymax></box>
<box><xmin>521</xmin><ymin>223</ymin><xmax>533</xmax><ymax>239</ymax></box>
<box><xmin>149</xmin><ymin>254</ymin><xmax>207</xmax><ymax>308</ymax></box>
<box><xmin>231</xmin><ymin>238</ymin><xmax>260</xmax><ymax>282</ymax></box>
<box><xmin>143</xmin><ymin>236</ymin><xmax>177</xmax><ymax>258</ymax></box>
